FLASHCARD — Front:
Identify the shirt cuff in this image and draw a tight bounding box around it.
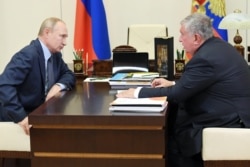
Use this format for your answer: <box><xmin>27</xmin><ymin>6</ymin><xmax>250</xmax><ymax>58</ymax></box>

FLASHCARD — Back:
<box><xmin>134</xmin><ymin>87</ymin><xmax>143</xmax><ymax>98</ymax></box>
<box><xmin>56</xmin><ymin>83</ymin><xmax>66</xmax><ymax>90</ymax></box>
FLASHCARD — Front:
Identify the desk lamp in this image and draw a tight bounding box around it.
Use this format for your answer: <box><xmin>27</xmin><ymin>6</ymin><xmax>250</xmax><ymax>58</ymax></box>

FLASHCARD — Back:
<box><xmin>219</xmin><ymin>9</ymin><xmax>250</xmax><ymax>57</ymax></box>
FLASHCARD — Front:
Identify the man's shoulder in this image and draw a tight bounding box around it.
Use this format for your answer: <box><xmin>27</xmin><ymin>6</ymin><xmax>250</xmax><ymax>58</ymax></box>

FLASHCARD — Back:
<box><xmin>10</xmin><ymin>39</ymin><xmax>43</xmax><ymax>62</ymax></box>
<box><xmin>20</xmin><ymin>39</ymin><xmax>42</xmax><ymax>54</ymax></box>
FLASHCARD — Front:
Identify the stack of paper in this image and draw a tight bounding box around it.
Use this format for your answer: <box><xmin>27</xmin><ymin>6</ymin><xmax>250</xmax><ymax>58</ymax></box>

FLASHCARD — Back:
<box><xmin>110</xmin><ymin>72</ymin><xmax>159</xmax><ymax>81</ymax></box>
<box><xmin>109</xmin><ymin>81</ymin><xmax>151</xmax><ymax>90</ymax></box>
<box><xmin>109</xmin><ymin>96</ymin><xmax>167</xmax><ymax>113</ymax></box>
<box><xmin>109</xmin><ymin>72</ymin><xmax>158</xmax><ymax>89</ymax></box>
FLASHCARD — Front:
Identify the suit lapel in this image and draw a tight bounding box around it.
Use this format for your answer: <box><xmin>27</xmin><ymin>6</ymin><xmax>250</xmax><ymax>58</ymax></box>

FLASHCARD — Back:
<box><xmin>33</xmin><ymin>39</ymin><xmax>46</xmax><ymax>90</ymax></box>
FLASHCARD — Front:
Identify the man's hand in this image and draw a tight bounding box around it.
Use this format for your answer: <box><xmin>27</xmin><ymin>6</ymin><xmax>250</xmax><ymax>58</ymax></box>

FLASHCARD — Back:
<box><xmin>18</xmin><ymin>116</ymin><xmax>32</xmax><ymax>135</ymax></box>
<box><xmin>151</xmin><ymin>78</ymin><xmax>174</xmax><ymax>88</ymax></box>
<box><xmin>116</xmin><ymin>88</ymin><xmax>136</xmax><ymax>98</ymax></box>
<box><xmin>46</xmin><ymin>84</ymin><xmax>61</xmax><ymax>101</ymax></box>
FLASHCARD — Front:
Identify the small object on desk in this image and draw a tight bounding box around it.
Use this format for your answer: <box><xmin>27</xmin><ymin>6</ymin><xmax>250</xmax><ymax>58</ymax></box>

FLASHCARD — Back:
<box><xmin>73</xmin><ymin>49</ymin><xmax>84</xmax><ymax>74</ymax></box>
<box><xmin>84</xmin><ymin>77</ymin><xmax>110</xmax><ymax>82</ymax></box>
<box><xmin>85</xmin><ymin>52</ymin><xmax>88</xmax><ymax>74</ymax></box>
<box><xmin>73</xmin><ymin>59</ymin><xmax>84</xmax><ymax>73</ymax></box>
<box><xmin>92</xmin><ymin>59</ymin><xmax>113</xmax><ymax>77</ymax></box>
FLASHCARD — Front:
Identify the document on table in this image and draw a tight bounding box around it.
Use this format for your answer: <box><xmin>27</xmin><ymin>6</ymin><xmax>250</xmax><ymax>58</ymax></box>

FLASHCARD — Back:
<box><xmin>109</xmin><ymin>96</ymin><xmax>167</xmax><ymax>113</ymax></box>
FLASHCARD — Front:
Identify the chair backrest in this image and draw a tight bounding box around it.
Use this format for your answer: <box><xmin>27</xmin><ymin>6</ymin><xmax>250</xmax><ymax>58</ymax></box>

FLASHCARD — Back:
<box><xmin>112</xmin><ymin>52</ymin><xmax>149</xmax><ymax>75</ymax></box>
<box><xmin>127</xmin><ymin>24</ymin><xmax>168</xmax><ymax>59</ymax></box>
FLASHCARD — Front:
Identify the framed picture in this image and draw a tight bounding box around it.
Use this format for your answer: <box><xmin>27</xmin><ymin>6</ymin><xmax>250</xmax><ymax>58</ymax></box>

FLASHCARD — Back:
<box><xmin>154</xmin><ymin>37</ymin><xmax>174</xmax><ymax>80</ymax></box>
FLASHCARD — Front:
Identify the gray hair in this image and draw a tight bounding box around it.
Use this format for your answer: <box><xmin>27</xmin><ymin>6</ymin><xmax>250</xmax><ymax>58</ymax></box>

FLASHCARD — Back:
<box><xmin>38</xmin><ymin>17</ymin><xmax>64</xmax><ymax>36</ymax></box>
<box><xmin>180</xmin><ymin>13</ymin><xmax>214</xmax><ymax>40</ymax></box>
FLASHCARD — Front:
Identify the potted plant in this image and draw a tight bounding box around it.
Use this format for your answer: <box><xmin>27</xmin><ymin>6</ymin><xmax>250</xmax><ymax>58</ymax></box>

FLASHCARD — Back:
<box><xmin>73</xmin><ymin>49</ymin><xmax>84</xmax><ymax>73</ymax></box>
<box><xmin>175</xmin><ymin>49</ymin><xmax>185</xmax><ymax>74</ymax></box>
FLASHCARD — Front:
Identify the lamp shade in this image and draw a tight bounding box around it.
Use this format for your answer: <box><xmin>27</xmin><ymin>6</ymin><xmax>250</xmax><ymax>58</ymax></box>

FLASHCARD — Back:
<box><xmin>219</xmin><ymin>10</ymin><xmax>250</xmax><ymax>30</ymax></box>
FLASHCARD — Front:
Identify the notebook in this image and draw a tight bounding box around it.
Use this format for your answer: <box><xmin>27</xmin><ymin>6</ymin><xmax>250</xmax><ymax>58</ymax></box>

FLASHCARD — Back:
<box><xmin>109</xmin><ymin>96</ymin><xmax>167</xmax><ymax>113</ymax></box>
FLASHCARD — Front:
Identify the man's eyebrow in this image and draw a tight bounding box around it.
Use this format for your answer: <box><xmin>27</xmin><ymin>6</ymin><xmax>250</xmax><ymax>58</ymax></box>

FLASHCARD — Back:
<box><xmin>61</xmin><ymin>34</ymin><xmax>68</xmax><ymax>37</ymax></box>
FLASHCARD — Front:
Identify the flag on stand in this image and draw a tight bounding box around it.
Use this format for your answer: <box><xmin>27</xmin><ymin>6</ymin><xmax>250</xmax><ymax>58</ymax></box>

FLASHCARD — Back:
<box><xmin>192</xmin><ymin>0</ymin><xmax>227</xmax><ymax>41</ymax></box>
<box><xmin>186</xmin><ymin>0</ymin><xmax>227</xmax><ymax>59</ymax></box>
<box><xmin>74</xmin><ymin>0</ymin><xmax>111</xmax><ymax>67</ymax></box>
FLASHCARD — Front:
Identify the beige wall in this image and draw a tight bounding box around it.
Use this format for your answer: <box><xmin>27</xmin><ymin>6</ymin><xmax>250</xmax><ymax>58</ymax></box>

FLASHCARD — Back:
<box><xmin>0</xmin><ymin>0</ymin><xmax>249</xmax><ymax>73</ymax></box>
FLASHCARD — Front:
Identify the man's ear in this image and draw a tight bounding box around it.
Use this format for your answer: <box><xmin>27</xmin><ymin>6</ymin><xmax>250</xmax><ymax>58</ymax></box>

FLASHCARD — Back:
<box><xmin>194</xmin><ymin>33</ymin><xmax>202</xmax><ymax>45</ymax></box>
<box><xmin>43</xmin><ymin>27</ymin><xmax>51</xmax><ymax>37</ymax></box>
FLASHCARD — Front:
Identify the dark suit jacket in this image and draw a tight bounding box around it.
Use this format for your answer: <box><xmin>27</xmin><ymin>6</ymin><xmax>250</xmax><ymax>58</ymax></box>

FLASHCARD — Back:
<box><xmin>139</xmin><ymin>37</ymin><xmax>250</xmax><ymax>156</ymax></box>
<box><xmin>0</xmin><ymin>39</ymin><xmax>76</xmax><ymax>122</ymax></box>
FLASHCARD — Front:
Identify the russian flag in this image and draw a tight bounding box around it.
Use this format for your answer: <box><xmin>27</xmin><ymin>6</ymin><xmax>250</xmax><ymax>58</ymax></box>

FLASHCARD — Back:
<box><xmin>192</xmin><ymin>0</ymin><xmax>228</xmax><ymax>41</ymax></box>
<box><xmin>74</xmin><ymin>0</ymin><xmax>111</xmax><ymax>65</ymax></box>
<box><xmin>185</xmin><ymin>0</ymin><xmax>228</xmax><ymax>60</ymax></box>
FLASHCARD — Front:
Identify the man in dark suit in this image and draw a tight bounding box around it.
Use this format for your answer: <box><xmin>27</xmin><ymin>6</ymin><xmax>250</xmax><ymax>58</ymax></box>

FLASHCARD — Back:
<box><xmin>0</xmin><ymin>17</ymin><xmax>76</xmax><ymax>135</ymax></box>
<box><xmin>117</xmin><ymin>13</ymin><xmax>250</xmax><ymax>167</ymax></box>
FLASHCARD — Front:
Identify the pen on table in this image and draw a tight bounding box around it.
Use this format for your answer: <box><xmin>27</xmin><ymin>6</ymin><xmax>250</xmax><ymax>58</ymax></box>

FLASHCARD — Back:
<box><xmin>141</xmin><ymin>74</ymin><xmax>159</xmax><ymax>77</ymax></box>
<box><xmin>89</xmin><ymin>77</ymin><xmax>107</xmax><ymax>81</ymax></box>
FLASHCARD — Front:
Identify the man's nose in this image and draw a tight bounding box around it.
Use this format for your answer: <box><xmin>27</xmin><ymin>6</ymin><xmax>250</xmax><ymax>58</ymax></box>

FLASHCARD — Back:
<box><xmin>63</xmin><ymin>38</ymin><xmax>67</xmax><ymax>46</ymax></box>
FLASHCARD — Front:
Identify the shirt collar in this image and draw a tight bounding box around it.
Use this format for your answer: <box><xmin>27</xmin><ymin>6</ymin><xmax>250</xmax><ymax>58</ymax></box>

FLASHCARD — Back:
<box><xmin>38</xmin><ymin>39</ymin><xmax>51</xmax><ymax>61</ymax></box>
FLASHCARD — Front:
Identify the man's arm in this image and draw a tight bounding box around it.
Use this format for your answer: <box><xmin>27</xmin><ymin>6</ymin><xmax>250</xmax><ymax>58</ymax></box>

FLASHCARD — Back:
<box><xmin>0</xmin><ymin>52</ymin><xmax>33</xmax><ymax>122</ymax></box>
<box><xmin>55</xmin><ymin>55</ymin><xmax>76</xmax><ymax>90</ymax></box>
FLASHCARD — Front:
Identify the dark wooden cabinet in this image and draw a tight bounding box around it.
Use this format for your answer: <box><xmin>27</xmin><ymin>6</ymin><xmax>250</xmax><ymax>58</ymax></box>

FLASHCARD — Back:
<box><xmin>92</xmin><ymin>60</ymin><xmax>113</xmax><ymax>76</ymax></box>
